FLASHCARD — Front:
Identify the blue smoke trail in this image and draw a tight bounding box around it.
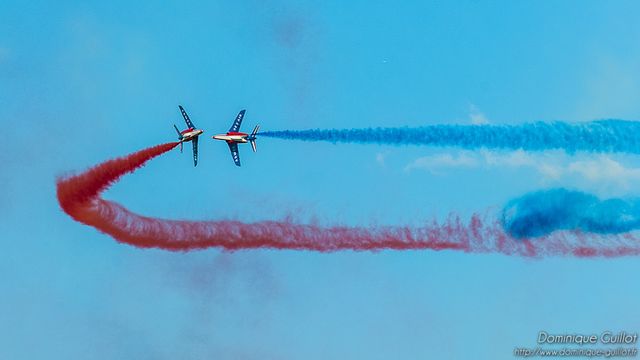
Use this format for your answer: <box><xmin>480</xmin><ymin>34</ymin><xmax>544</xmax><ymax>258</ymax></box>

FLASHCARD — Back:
<box><xmin>502</xmin><ymin>189</ymin><xmax>640</xmax><ymax>238</ymax></box>
<box><xmin>260</xmin><ymin>120</ymin><xmax>640</xmax><ymax>153</ymax></box>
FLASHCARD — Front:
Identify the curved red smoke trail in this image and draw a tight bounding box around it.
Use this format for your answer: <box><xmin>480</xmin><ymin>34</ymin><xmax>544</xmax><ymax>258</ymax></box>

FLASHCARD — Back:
<box><xmin>56</xmin><ymin>143</ymin><xmax>640</xmax><ymax>257</ymax></box>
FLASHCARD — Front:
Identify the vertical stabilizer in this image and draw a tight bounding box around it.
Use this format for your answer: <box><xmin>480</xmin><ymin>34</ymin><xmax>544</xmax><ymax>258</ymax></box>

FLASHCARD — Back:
<box><xmin>250</xmin><ymin>124</ymin><xmax>259</xmax><ymax>152</ymax></box>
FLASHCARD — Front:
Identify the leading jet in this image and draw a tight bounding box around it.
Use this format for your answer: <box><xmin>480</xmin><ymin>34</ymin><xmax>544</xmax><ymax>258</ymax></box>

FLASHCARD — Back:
<box><xmin>212</xmin><ymin>109</ymin><xmax>259</xmax><ymax>167</ymax></box>
<box><xmin>173</xmin><ymin>105</ymin><xmax>204</xmax><ymax>166</ymax></box>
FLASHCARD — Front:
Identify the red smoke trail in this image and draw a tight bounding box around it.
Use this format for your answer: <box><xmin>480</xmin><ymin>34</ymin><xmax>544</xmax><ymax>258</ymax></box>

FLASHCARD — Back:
<box><xmin>56</xmin><ymin>143</ymin><xmax>640</xmax><ymax>257</ymax></box>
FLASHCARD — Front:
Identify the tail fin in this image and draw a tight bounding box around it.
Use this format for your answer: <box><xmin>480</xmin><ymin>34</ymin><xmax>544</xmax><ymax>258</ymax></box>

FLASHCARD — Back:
<box><xmin>174</xmin><ymin>125</ymin><xmax>184</xmax><ymax>152</ymax></box>
<box><xmin>250</xmin><ymin>125</ymin><xmax>259</xmax><ymax>152</ymax></box>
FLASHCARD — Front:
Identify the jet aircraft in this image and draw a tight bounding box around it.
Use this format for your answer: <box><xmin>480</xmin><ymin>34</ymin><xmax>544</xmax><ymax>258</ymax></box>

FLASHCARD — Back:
<box><xmin>212</xmin><ymin>110</ymin><xmax>259</xmax><ymax>167</ymax></box>
<box><xmin>173</xmin><ymin>105</ymin><xmax>204</xmax><ymax>166</ymax></box>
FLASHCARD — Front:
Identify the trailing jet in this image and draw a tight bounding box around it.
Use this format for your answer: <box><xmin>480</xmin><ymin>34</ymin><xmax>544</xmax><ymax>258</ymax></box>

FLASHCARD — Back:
<box><xmin>212</xmin><ymin>110</ymin><xmax>259</xmax><ymax>167</ymax></box>
<box><xmin>173</xmin><ymin>105</ymin><xmax>204</xmax><ymax>166</ymax></box>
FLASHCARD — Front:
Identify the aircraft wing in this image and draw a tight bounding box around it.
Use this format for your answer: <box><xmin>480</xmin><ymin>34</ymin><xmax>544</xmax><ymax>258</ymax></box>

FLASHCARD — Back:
<box><xmin>227</xmin><ymin>142</ymin><xmax>241</xmax><ymax>166</ymax></box>
<box><xmin>229</xmin><ymin>110</ymin><xmax>246</xmax><ymax>132</ymax></box>
<box><xmin>179</xmin><ymin>105</ymin><xmax>195</xmax><ymax>128</ymax></box>
<box><xmin>192</xmin><ymin>137</ymin><xmax>198</xmax><ymax>166</ymax></box>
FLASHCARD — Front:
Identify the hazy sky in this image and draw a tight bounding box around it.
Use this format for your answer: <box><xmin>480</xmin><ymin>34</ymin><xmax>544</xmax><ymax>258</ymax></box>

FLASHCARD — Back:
<box><xmin>2</xmin><ymin>1</ymin><xmax>640</xmax><ymax>359</ymax></box>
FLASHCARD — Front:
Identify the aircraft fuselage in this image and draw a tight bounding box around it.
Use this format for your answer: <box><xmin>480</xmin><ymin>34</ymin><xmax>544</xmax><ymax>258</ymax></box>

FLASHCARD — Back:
<box><xmin>180</xmin><ymin>128</ymin><xmax>204</xmax><ymax>142</ymax></box>
<box><xmin>213</xmin><ymin>132</ymin><xmax>250</xmax><ymax>143</ymax></box>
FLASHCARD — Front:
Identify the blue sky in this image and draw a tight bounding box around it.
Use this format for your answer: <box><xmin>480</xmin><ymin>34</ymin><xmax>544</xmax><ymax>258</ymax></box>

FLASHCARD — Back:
<box><xmin>2</xmin><ymin>1</ymin><xmax>640</xmax><ymax>359</ymax></box>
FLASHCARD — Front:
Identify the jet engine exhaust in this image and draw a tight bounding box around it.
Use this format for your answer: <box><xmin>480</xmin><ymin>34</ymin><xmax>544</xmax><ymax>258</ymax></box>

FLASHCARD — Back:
<box><xmin>259</xmin><ymin>120</ymin><xmax>640</xmax><ymax>154</ymax></box>
<box><xmin>56</xmin><ymin>143</ymin><xmax>640</xmax><ymax>257</ymax></box>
